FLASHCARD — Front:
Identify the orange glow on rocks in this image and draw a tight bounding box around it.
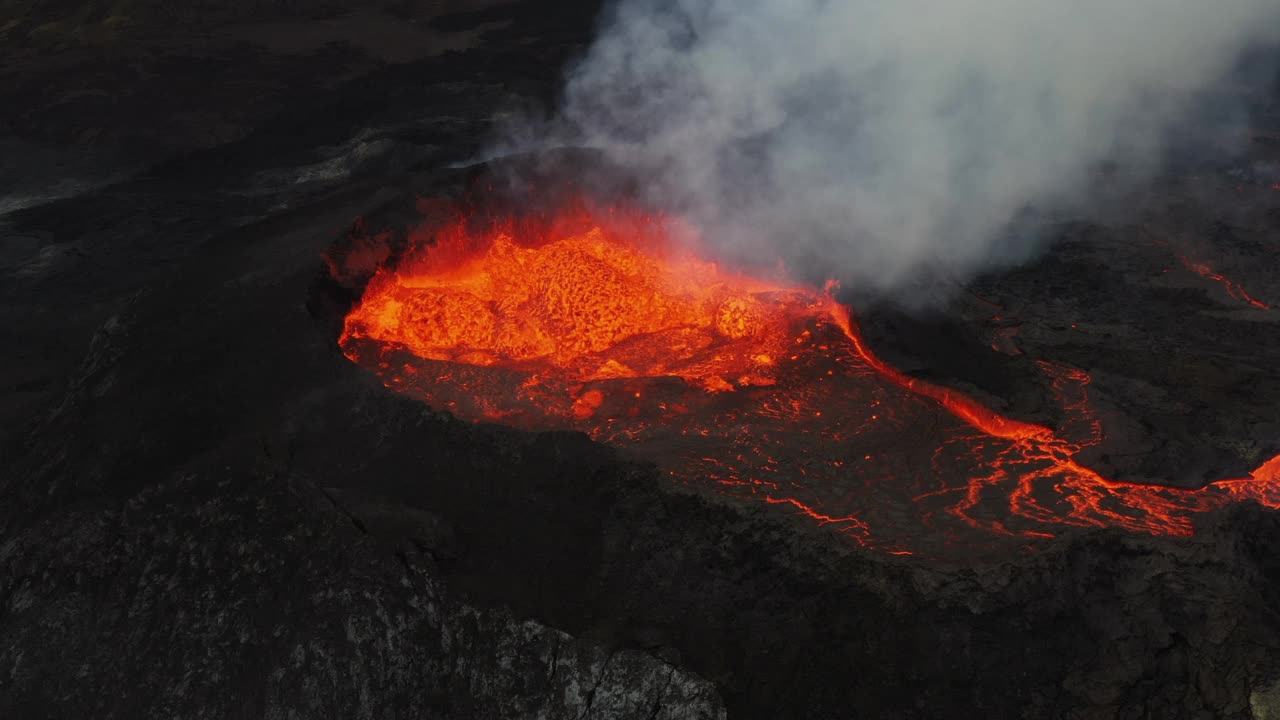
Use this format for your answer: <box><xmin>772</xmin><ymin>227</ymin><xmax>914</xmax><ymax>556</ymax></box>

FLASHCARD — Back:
<box><xmin>339</xmin><ymin>202</ymin><xmax>1280</xmax><ymax>556</ymax></box>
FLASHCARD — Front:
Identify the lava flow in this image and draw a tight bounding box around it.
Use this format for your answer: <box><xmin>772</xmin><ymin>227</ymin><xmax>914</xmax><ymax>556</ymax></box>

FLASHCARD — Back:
<box><xmin>1175</xmin><ymin>254</ymin><xmax>1271</xmax><ymax>310</ymax></box>
<box><xmin>339</xmin><ymin>202</ymin><xmax>1280</xmax><ymax>556</ymax></box>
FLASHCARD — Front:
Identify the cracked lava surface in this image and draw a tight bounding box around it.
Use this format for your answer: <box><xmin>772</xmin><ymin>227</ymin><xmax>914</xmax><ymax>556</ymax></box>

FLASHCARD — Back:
<box><xmin>338</xmin><ymin>203</ymin><xmax>1280</xmax><ymax>557</ymax></box>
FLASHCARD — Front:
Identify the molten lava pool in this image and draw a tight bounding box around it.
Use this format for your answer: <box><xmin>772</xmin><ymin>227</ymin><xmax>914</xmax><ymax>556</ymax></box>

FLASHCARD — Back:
<box><xmin>339</xmin><ymin>203</ymin><xmax>1280</xmax><ymax>556</ymax></box>
<box><xmin>342</xmin><ymin>210</ymin><xmax>816</xmax><ymax>417</ymax></box>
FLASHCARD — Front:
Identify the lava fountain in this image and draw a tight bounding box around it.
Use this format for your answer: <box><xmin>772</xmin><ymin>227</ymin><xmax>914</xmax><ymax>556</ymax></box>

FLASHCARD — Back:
<box><xmin>337</xmin><ymin>200</ymin><xmax>1280</xmax><ymax>556</ymax></box>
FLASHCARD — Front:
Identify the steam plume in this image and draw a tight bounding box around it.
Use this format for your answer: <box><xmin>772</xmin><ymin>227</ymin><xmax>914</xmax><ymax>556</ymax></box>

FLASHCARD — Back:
<box><xmin>518</xmin><ymin>0</ymin><xmax>1280</xmax><ymax>294</ymax></box>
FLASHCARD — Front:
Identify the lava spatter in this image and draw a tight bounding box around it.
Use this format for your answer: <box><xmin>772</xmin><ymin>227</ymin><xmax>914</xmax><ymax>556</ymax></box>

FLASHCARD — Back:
<box><xmin>339</xmin><ymin>202</ymin><xmax>1280</xmax><ymax>556</ymax></box>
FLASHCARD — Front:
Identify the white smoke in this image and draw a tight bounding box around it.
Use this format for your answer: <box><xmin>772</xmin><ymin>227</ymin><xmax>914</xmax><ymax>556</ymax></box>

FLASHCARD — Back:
<box><xmin>521</xmin><ymin>0</ymin><xmax>1280</xmax><ymax>294</ymax></box>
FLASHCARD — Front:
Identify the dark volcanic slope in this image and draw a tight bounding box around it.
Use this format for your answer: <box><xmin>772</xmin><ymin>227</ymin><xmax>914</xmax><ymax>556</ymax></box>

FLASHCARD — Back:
<box><xmin>4</xmin><ymin>3</ymin><xmax>1280</xmax><ymax>719</ymax></box>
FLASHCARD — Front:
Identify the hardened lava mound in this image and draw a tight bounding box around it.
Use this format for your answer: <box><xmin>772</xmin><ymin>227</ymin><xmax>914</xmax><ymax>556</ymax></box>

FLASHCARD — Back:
<box><xmin>336</xmin><ymin>200</ymin><xmax>1280</xmax><ymax>557</ymax></box>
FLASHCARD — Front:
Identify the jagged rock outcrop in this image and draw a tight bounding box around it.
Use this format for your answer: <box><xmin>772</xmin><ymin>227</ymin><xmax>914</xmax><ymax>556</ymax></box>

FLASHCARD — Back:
<box><xmin>0</xmin><ymin>441</ymin><xmax>723</xmax><ymax>719</ymax></box>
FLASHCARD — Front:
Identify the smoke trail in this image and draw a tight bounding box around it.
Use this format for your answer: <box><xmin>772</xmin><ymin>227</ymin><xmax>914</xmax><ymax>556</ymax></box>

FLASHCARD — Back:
<box><xmin>532</xmin><ymin>0</ymin><xmax>1280</xmax><ymax>295</ymax></box>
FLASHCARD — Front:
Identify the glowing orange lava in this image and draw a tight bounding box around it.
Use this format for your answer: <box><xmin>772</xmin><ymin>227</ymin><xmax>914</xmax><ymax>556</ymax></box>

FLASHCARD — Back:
<box><xmin>342</xmin><ymin>209</ymin><xmax>809</xmax><ymax>404</ymax></box>
<box><xmin>339</xmin><ymin>204</ymin><xmax>1280</xmax><ymax>556</ymax></box>
<box><xmin>1175</xmin><ymin>255</ymin><xmax>1271</xmax><ymax>310</ymax></box>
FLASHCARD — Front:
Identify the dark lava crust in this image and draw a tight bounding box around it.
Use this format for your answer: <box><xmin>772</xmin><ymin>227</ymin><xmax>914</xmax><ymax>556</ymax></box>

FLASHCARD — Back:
<box><xmin>4</xmin><ymin>2</ymin><xmax>1280</xmax><ymax>718</ymax></box>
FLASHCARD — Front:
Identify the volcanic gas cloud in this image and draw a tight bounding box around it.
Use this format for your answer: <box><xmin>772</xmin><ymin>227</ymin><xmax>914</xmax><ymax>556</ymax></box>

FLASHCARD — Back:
<box><xmin>339</xmin><ymin>203</ymin><xmax>1280</xmax><ymax>556</ymax></box>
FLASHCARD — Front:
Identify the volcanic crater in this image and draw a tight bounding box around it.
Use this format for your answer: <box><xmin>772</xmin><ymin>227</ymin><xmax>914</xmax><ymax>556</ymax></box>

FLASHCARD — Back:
<box><xmin>6</xmin><ymin>5</ymin><xmax>1280</xmax><ymax>716</ymax></box>
<box><xmin>325</xmin><ymin>154</ymin><xmax>1280</xmax><ymax>558</ymax></box>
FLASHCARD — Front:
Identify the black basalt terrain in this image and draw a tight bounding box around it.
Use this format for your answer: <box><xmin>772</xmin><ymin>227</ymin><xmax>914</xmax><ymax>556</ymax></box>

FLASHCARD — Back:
<box><xmin>4</xmin><ymin>2</ymin><xmax>1280</xmax><ymax>718</ymax></box>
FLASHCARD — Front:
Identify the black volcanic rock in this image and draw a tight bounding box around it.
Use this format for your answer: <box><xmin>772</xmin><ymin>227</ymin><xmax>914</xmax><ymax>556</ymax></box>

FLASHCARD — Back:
<box><xmin>4</xmin><ymin>148</ymin><xmax>1280</xmax><ymax>717</ymax></box>
<box><xmin>3</xmin><ymin>2</ymin><xmax>1280</xmax><ymax>719</ymax></box>
<box><xmin>851</xmin><ymin>300</ymin><xmax>1062</xmax><ymax>426</ymax></box>
<box><xmin>0</xmin><ymin>457</ymin><xmax>724</xmax><ymax>719</ymax></box>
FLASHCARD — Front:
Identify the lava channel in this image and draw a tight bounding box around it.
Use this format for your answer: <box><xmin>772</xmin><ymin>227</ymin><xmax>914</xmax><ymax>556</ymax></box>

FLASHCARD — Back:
<box><xmin>338</xmin><ymin>203</ymin><xmax>1280</xmax><ymax>556</ymax></box>
<box><xmin>1175</xmin><ymin>254</ymin><xmax>1271</xmax><ymax>310</ymax></box>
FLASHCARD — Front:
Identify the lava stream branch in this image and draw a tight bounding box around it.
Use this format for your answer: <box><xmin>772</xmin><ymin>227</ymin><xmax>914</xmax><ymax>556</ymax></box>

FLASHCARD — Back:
<box><xmin>828</xmin><ymin>290</ymin><xmax>1280</xmax><ymax>538</ymax></box>
<box><xmin>1176</xmin><ymin>255</ymin><xmax>1271</xmax><ymax>310</ymax></box>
